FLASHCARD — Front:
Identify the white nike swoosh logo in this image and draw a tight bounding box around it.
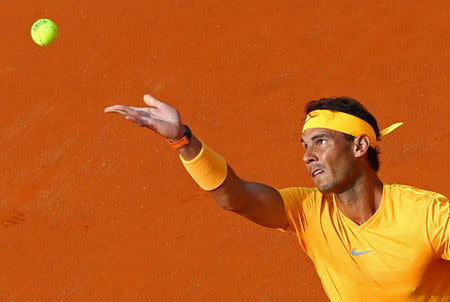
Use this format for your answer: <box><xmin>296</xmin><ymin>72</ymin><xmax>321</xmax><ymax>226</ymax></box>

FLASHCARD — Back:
<box><xmin>351</xmin><ymin>248</ymin><xmax>373</xmax><ymax>256</ymax></box>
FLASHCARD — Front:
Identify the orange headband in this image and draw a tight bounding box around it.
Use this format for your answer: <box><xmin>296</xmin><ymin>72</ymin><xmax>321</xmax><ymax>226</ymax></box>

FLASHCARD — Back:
<box><xmin>302</xmin><ymin>110</ymin><xmax>403</xmax><ymax>148</ymax></box>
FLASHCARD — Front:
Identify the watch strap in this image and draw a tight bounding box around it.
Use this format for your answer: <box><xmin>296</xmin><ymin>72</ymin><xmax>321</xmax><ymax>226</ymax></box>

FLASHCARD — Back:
<box><xmin>167</xmin><ymin>125</ymin><xmax>192</xmax><ymax>150</ymax></box>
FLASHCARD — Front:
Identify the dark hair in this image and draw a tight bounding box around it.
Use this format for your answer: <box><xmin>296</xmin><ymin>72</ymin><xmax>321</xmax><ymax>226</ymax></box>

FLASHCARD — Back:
<box><xmin>305</xmin><ymin>97</ymin><xmax>380</xmax><ymax>171</ymax></box>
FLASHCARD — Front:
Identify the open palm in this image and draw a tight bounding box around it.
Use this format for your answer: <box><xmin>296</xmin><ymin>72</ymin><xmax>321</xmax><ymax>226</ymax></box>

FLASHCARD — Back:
<box><xmin>104</xmin><ymin>94</ymin><xmax>185</xmax><ymax>140</ymax></box>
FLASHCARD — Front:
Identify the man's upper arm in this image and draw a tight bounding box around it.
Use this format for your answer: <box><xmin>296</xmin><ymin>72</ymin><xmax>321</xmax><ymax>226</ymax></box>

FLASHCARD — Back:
<box><xmin>232</xmin><ymin>181</ymin><xmax>289</xmax><ymax>229</ymax></box>
<box><xmin>208</xmin><ymin>165</ymin><xmax>289</xmax><ymax>229</ymax></box>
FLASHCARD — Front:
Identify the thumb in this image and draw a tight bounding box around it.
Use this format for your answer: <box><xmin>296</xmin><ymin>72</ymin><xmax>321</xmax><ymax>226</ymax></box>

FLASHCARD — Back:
<box><xmin>143</xmin><ymin>94</ymin><xmax>164</xmax><ymax>108</ymax></box>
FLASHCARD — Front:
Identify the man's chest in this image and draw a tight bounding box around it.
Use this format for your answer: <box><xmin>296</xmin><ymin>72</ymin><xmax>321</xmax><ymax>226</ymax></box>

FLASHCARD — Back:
<box><xmin>306</xmin><ymin>210</ymin><xmax>435</xmax><ymax>290</ymax></box>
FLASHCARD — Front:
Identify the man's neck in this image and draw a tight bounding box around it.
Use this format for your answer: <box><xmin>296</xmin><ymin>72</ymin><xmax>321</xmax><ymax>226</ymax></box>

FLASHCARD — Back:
<box><xmin>334</xmin><ymin>173</ymin><xmax>384</xmax><ymax>225</ymax></box>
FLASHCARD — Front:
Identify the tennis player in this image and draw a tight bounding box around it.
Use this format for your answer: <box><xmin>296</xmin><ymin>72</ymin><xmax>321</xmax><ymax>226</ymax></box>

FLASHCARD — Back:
<box><xmin>105</xmin><ymin>94</ymin><xmax>449</xmax><ymax>302</ymax></box>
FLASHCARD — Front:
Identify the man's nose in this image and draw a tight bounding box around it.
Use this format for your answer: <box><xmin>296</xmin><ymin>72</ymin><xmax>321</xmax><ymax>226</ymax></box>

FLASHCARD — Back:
<box><xmin>303</xmin><ymin>148</ymin><xmax>318</xmax><ymax>165</ymax></box>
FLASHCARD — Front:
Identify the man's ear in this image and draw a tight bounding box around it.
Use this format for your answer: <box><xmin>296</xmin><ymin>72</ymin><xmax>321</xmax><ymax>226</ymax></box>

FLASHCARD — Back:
<box><xmin>353</xmin><ymin>135</ymin><xmax>370</xmax><ymax>158</ymax></box>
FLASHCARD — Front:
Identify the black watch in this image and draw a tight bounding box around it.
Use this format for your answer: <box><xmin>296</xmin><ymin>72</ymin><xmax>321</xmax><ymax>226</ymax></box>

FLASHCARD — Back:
<box><xmin>182</xmin><ymin>125</ymin><xmax>192</xmax><ymax>140</ymax></box>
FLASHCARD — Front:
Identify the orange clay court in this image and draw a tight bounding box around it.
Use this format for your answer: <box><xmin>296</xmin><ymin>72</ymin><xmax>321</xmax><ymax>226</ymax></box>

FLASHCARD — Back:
<box><xmin>1</xmin><ymin>1</ymin><xmax>449</xmax><ymax>301</ymax></box>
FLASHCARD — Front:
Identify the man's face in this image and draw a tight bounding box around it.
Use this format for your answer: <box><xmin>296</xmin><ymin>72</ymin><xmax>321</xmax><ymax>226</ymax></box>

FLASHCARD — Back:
<box><xmin>301</xmin><ymin>128</ymin><xmax>358</xmax><ymax>193</ymax></box>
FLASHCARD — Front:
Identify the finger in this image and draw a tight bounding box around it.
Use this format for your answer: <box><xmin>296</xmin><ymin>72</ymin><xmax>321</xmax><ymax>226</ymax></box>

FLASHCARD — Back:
<box><xmin>124</xmin><ymin>115</ymin><xmax>144</xmax><ymax>126</ymax></box>
<box><xmin>105</xmin><ymin>104</ymin><xmax>128</xmax><ymax>110</ymax></box>
<box><xmin>126</xmin><ymin>108</ymin><xmax>147</xmax><ymax>120</ymax></box>
<box><xmin>125</xmin><ymin>115</ymin><xmax>140</xmax><ymax>124</ymax></box>
<box><xmin>105</xmin><ymin>105</ymin><xmax>128</xmax><ymax>113</ymax></box>
<box><xmin>143</xmin><ymin>94</ymin><xmax>165</xmax><ymax>108</ymax></box>
<box><xmin>128</xmin><ymin>106</ymin><xmax>154</xmax><ymax>117</ymax></box>
<box><xmin>104</xmin><ymin>109</ymin><xmax>128</xmax><ymax>117</ymax></box>
<box><xmin>104</xmin><ymin>105</ymin><xmax>120</xmax><ymax>113</ymax></box>
<box><xmin>127</xmin><ymin>110</ymin><xmax>156</xmax><ymax>128</ymax></box>
<box><xmin>104</xmin><ymin>105</ymin><xmax>136</xmax><ymax>116</ymax></box>
<box><xmin>126</xmin><ymin>115</ymin><xmax>155</xmax><ymax>129</ymax></box>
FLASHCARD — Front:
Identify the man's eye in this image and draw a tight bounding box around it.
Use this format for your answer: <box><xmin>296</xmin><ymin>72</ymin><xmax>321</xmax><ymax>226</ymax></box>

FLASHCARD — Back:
<box><xmin>319</xmin><ymin>139</ymin><xmax>326</xmax><ymax>145</ymax></box>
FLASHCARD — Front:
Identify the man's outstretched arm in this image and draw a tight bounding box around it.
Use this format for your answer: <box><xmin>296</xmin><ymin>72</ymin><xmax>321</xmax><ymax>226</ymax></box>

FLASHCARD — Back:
<box><xmin>105</xmin><ymin>94</ymin><xmax>289</xmax><ymax>229</ymax></box>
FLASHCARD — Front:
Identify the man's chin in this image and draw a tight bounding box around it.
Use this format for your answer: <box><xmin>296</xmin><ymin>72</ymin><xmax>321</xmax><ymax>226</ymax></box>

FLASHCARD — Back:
<box><xmin>317</xmin><ymin>187</ymin><xmax>333</xmax><ymax>194</ymax></box>
<box><xmin>316</xmin><ymin>183</ymin><xmax>335</xmax><ymax>194</ymax></box>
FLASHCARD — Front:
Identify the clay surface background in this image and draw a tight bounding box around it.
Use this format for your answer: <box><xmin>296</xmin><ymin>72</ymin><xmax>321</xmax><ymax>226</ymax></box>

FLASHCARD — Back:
<box><xmin>1</xmin><ymin>1</ymin><xmax>449</xmax><ymax>301</ymax></box>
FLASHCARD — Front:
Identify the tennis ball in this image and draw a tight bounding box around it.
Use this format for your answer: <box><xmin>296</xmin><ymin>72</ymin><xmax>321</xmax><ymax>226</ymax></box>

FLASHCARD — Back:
<box><xmin>31</xmin><ymin>18</ymin><xmax>58</xmax><ymax>46</ymax></box>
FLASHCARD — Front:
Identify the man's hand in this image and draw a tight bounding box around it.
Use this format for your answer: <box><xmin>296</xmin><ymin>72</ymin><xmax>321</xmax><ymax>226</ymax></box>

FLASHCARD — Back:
<box><xmin>104</xmin><ymin>94</ymin><xmax>185</xmax><ymax>141</ymax></box>
<box><xmin>105</xmin><ymin>94</ymin><xmax>288</xmax><ymax>229</ymax></box>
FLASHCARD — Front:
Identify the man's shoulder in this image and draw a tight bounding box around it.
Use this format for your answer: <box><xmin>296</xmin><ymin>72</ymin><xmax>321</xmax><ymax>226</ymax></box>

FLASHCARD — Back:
<box><xmin>277</xmin><ymin>186</ymin><xmax>319</xmax><ymax>194</ymax></box>
<box><xmin>277</xmin><ymin>186</ymin><xmax>324</xmax><ymax>213</ymax></box>
<box><xmin>386</xmin><ymin>183</ymin><xmax>448</xmax><ymax>205</ymax></box>
<box><xmin>277</xmin><ymin>186</ymin><xmax>321</xmax><ymax>200</ymax></box>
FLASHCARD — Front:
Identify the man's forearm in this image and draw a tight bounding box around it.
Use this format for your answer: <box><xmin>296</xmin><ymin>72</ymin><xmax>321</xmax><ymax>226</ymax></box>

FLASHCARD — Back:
<box><xmin>176</xmin><ymin>133</ymin><xmax>287</xmax><ymax>228</ymax></box>
<box><xmin>177</xmin><ymin>134</ymin><xmax>244</xmax><ymax>208</ymax></box>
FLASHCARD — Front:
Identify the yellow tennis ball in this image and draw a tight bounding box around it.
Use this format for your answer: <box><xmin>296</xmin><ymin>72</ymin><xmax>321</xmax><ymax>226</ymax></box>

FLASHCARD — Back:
<box><xmin>31</xmin><ymin>18</ymin><xmax>58</xmax><ymax>46</ymax></box>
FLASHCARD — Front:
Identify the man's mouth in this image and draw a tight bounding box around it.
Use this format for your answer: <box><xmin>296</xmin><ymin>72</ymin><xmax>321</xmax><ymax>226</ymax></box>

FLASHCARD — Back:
<box><xmin>312</xmin><ymin>169</ymin><xmax>324</xmax><ymax>178</ymax></box>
